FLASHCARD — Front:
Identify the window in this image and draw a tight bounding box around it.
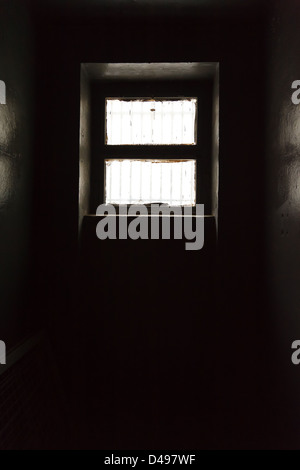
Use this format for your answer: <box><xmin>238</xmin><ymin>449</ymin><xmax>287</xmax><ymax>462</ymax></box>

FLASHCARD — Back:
<box><xmin>82</xmin><ymin>62</ymin><xmax>218</xmax><ymax>218</ymax></box>
<box><xmin>105</xmin><ymin>159</ymin><xmax>196</xmax><ymax>205</ymax></box>
<box><xmin>105</xmin><ymin>98</ymin><xmax>197</xmax><ymax>145</ymax></box>
<box><xmin>104</xmin><ymin>96</ymin><xmax>198</xmax><ymax>207</ymax></box>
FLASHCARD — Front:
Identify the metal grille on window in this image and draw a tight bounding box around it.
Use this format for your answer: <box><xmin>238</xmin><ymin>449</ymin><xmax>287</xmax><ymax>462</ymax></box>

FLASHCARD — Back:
<box><xmin>106</xmin><ymin>98</ymin><xmax>197</xmax><ymax>146</ymax></box>
<box><xmin>105</xmin><ymin>159</ymin><xmax>196</xmax><ymax>206</ymax></box>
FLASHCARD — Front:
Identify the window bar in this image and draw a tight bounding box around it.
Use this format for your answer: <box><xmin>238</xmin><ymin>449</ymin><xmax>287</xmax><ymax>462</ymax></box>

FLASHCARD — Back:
<box><xmin>160</xmin><ymin>162</ymin><xmax>162</xmax><ymax>203</ymax></box>
<box><xmin>140</xmin><ymin>160</ymin><xmax>142</xmax><ymax>204</ymax></box>
<box><xmin>109</xmin><ymin>102</ymin><xmax>112</xmax><ymax>145</ymax></box>
<box><xmin>183</xmin><ymin>104</ymin><xmax>186</xmax><ymax>145</ymax></box>
<box><xmin>191</xmin><ymin>160</ymin><xmax>194</xmax><ymax>204</ymax></box>
<box><xmin>149</xmin><ymin>161</ymin><xmax>152</xmax><ymax>204</ymax></box>
<box><xmin>181</xmin><ymin>100</ymin><xmax>184</xmax><ymax>144</ymax></box>
<box><xmin>194</xmin><ymin>160</ymin><xmax>196</xmax><ymax>204</ymax></box>
<box><xmin>119</xmin><ymin>160</ymin><xmax>122</xmax><ymax>204</ymax></box>
<box><xmin>179</xmin><ymin>161</ymin><xmax>183</xmax><ymax>205</ymax></box>
<box><xmin>151</xmin><ymin>101</ymin><xmax>156</xmax><ymax>144</ymax></box>
<box><xmin>105</xmin><ymin>162</ymin><xmax>108</xmax><ymax>202</ymax></box>
<box><xmin>160</xmin><ymin>102</ymin><xmax>163</xmax><ymax>145</ymax></box>
<box><xmin>171</xmin><ymin>101</ymin><xmax>174</xmax><ymax>147</ymax></box>
<box><xmin>111</xmin><ymin>101</ymin><xmax>114</xmax><ymax>144</ymax></box>
<box><xmin>129</xmin><ymin>160</ymin><xmax>132</xmax><ymax>204</ymax></box>
<box><xmin>130</xmin><ymin>102</ymin><xmax>133</xmax><ymax>145</ymax></box>
<box><xmin>109</xmin><ymin>161</ymin><xmax>112</xmax><ymax>203</ymax></box>
<box><xmin>110</xmin><ymin>100</ymin><xmax>113</xmax><ymax>145</ymax></box>
<box><xmin>118</xmin><ymin>103</ymin><xmax>120</xmax><ymax>145</ymax></box>
<box><xmin>141</xmin><ymin>101</ymin><xmax>144</xmax><ymax>144</ymax></box>
<box><xmin>170</xmin><ymin>162</ymin><xmax>173</xmax><ymax>206</ymax></box>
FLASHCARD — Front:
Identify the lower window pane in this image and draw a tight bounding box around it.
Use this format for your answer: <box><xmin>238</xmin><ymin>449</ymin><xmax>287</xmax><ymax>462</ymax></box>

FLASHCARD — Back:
<box><xmin>105</xmin><ymin>159</ymin><xmax>196</xmax><ymax>206</ymax></box>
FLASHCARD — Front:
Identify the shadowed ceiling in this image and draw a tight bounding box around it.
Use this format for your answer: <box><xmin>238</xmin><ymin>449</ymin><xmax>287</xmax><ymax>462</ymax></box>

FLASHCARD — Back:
<box><xmin>31</xmin><ymin>0</ymin><xmax>271</xmax><ymax>18</ymax></box>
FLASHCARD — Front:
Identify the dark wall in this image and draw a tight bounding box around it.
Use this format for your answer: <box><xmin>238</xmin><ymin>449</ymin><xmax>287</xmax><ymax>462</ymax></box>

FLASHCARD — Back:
<box><xmin>211</xmin><ymin>64</ymin><xmax>219</xmax><ymax>221</ymax></box>
<box><xmin>265</xmin><ymin>0</ymin><xmax>300</xmax><ymax>448</ymax></box>
<box><xmin>30</xmin><ymin>2</ymin><xmax>271</xmax><ymax>448</ymax></box>
<box><xmin>5</xmin><ymin>0</ymin><xmax>300</xmax><ymax>449</ymax></box>
<box><xmin>0</xmin><ymin>0</ymin><xmax>36</xmax><ymax>347</ymax></box>
<box><xmin>79</xmin><ymin>66</ymin><xmax>91</xmax><ymax>234</ymax></box>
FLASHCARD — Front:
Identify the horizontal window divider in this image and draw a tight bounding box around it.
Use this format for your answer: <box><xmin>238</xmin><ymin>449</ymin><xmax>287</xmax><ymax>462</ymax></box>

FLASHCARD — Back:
<box><xmin>100</xmin><ymin>147</ymin><xmax>199</xmax><ymax>158</ymax></box>
<box><xmin>91</xmin><ymin>211</ymin><xmax>213</xmax><ymax>217</ymax></box>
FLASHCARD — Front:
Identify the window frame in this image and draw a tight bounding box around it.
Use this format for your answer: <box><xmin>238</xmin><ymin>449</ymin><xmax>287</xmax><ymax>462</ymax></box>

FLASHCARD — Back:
<box><xmin>89</xmin><ymin>79</ymin><xmax>213</xmax><ymax>214</ymax></box>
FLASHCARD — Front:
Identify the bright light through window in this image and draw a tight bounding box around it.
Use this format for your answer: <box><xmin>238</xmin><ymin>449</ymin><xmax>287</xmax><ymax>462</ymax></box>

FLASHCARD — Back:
<box><xmin>105</xmin><ymin>159</ymin><xmax>196</xmax><ymax>206</ymax></box>
<box><xmin>106</xmin><ymin>98</ymin><xmax>197</xmax><ymax>145</ymax></box>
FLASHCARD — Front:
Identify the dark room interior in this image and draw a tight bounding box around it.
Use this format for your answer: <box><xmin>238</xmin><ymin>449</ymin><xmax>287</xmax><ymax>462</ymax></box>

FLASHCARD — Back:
<box><xmin>1</xmin><ymin>0</ymin><xmax>300</xmax><ymax>450</ymax></box>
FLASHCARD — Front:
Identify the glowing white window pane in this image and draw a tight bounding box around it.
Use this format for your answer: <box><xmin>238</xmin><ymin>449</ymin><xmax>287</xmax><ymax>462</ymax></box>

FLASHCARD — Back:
<box><xmin>171</xmin><ymin>162</ymin><xmax>182</xmax><ymax>205</ymax></box>
<box><xmin>121</xmin><ymin>159</ymin><xmax>130</xmax><ymax>202</ymax></box>
<box><xmin>114</xmin><ymin>161</ymin><xmax>123</xmax><ymax>202</ymax></box>
<box><xmin>161</xmin><ymin>163</ymin><xmax>171</xmax><ymax>204</ymax></box>
<box><xmin>105</xmin><ymin>159</ymin><xmax>196</xmax><ymax>206</ymax></box>
<box><xmin>131</xmin><ymin>160</ymin><xmax>141</xmax><ymax>202</ymax></box>
<box><xmin>141</xmin><ymin>161</ymin><xmax>151</xmax><ymax>202</ymax></box>
<box><xmin>106</xmin><ymin>99</ymin><xmax>197</xmax><ymax>145</ymax></box>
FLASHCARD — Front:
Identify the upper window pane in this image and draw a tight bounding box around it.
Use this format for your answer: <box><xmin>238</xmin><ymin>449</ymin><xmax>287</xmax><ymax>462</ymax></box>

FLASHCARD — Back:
<box><xmin>105</xmin><ymin>98</ymin><xmax>197</xmax><ymax>146</ymax></box>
